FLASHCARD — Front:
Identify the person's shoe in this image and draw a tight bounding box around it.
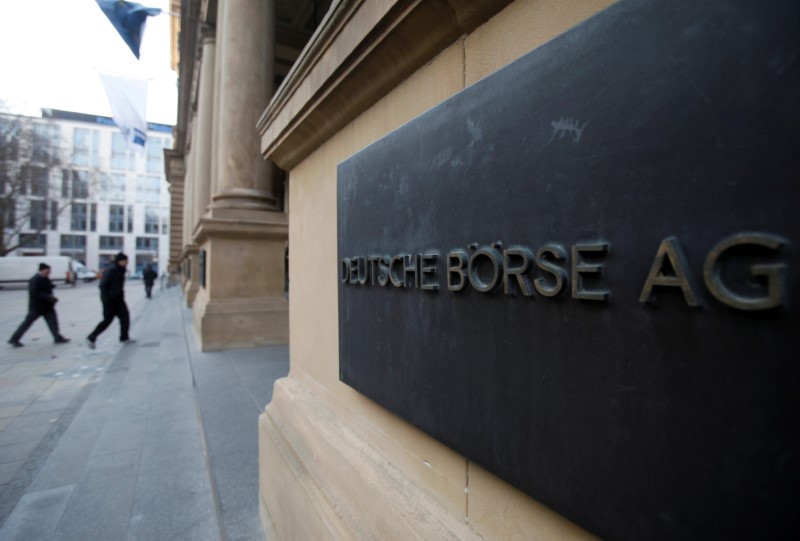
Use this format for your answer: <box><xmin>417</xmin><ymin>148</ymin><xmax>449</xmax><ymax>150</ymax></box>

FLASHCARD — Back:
<box><xmin>120</xmin><ymin>338</ymin><xmax>136</xmax><ymax>345</ymax></box>
<box><xmin>8</xmin><ymin>339</ymin><xmax>23</xmax><ymax>348</ymax></box>
<box><xmin>85</xmin><ymin>337</ymin><xmax>96</xmax><ymax>350</ymax></box>
<box><xmin>55</xmin><ymin>336</ymin><xmax>70</xmax><ymax>344</ymax></box>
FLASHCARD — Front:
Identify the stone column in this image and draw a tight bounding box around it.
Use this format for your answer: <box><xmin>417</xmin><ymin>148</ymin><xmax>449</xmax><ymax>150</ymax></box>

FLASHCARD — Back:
<box><xmin>163</xmin><ymin>149</ymin><xmax>184</xmax><ymax>285</ymax></box>
<box><xmin>182</xmin><ymin>135</ymin><xmax>194</xmax><ymax>250</ymax></box>
<box><xmin>194</xmin><ymin>30</ymin><xmax>215</xmax><ymax>222</ymax></box>
<box><xmin>210</xmin><ymin>9</ymin><xmax>224</xmax><ymax>198</ymax></box>
<box><xmin>211</xmin><ymin>0</ymin><xmax>277</xmax><ymax>211</ymax></box>
<box><xmin>182</xmin><ymin>115</ymin><xmax>200</xmax><ymax>306</ymax></box>
<box><xmin>191</xmin><ymin>0</ymin><xmax>287</xmax><ymax>351</ymax></box>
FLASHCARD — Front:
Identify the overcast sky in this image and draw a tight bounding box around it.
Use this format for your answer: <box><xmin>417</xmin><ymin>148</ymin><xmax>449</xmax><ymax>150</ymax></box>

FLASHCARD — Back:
<box><xmin>0</xmin><ymin>0</ymin><xmax>177</xmax><ymax>125</ymax></box>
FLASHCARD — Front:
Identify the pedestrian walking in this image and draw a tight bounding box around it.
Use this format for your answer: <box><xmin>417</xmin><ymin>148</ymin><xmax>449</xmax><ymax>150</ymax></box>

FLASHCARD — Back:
<box><xmin>86</xmin><ymin>252</ymin><xmax>133</xmax><ymax>349</ymax></box>
<box><xmin>143</xmin><ymin>264</ymin><xmax>157</xmax><ymax>298</ymax></box>
<box><xmin>8</xmin><ymin>263</ymin><xmax>70</xmax><ymax>347</ymax></box>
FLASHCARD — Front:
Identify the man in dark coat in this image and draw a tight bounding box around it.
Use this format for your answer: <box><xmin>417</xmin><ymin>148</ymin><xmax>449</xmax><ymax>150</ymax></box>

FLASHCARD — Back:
<box><xmin>8</xmin><ymin>263</ymin><xmax>70</xmax><ymax>347</ymax></box>
<box><xmin>86</xmin><ymin>252</ymin><xmax>132</xmax><ymax>349</ymax></box>
<box><xmin>143</xmin><ymin>264</ymin><xmax>157</xmax><ymax>298</ymax></box>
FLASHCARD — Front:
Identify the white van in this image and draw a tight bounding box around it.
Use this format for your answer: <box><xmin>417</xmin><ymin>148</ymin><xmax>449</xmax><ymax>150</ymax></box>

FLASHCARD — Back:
<box><xmin>0</xmin><ymin>256</ymin><xmax>76</xmax><ymax>287</ymax></box>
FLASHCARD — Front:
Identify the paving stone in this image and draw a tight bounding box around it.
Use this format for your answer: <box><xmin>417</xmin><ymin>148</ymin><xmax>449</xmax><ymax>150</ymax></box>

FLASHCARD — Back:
<box><xmin>0</xmin><ymin>441</ymin><xmax>40</xmax><ymax>466</ymax></box>
<box><xmin>0</xmin><ymin>462</ymin><xmax>23</xmax><ymax>487</ymax></box>
<box><xmin>25</xmin><ymin>429</ymin><xmax>100</xmax><ymax>493</ymax></box>
<box><xmin>50</xmin><ymin>450</ymin><xmax>139</xmax><ymax>541</ymax></box>
<box><xmin>0</xmin><ymin>485</ymin><xmax>74</xmax><ymax>541</ymax></box>
<box><xmin>0</xmin><ymin>423</ymin><xmax>53</xmax><ymax>447</ymax></box>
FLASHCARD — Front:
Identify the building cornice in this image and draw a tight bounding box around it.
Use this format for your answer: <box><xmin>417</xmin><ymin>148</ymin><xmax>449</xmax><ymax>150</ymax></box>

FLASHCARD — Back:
<box><xmin>163</xmin><ymin>148</ymin><xmax>185</xmax><ymax>186</ymax></box>
<box><xmin>257</xmin><ymin>0</ymin><xmax>513</xmax><ymax>170</ymax></box>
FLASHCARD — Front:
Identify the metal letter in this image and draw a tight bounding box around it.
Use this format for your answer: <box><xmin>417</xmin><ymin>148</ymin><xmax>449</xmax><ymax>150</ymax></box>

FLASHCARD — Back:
<box><xmin>367</xmin><ymin>255</ymin><xmax>380</xmax><ymax>285</ymax></box>
<box><xmin>420</xmin><ymin>253</ymin><xmax>439</xmax><ymax>291</ymax></box>
<box><xmin>703</xmin><ymin>233</ymin><xmax>788</xmax><ymax>310</ymax></box>
<box><xmin>378</xmin><ymin>256</ymin><xmax>390</xmax><ymax>287</ymax></box>
<box><xmin>503</xmin><ymin>247</ymin><xmax>534</xmax><ymax>296</ymax></box>
<box><xmin>639</xmin><ymin>237</ymin><xmax>701</xmax><ymax>306</ymax></box>
<box><xmin>403</xmin><ymin>254</ymin><xmax>419</xmax><ymax>289</ymax></box>
<box><xmin>535</xmin><ymin>244</ymin><xmax>568</xmax><ymax>297</ymax></box>
<box><xmin>468</xmin><ymin>245</ymin><xmax>503</xmax><ymax>293</ymax></box>
<box><xmin>341</xmin><ymin>258</ymin><xmax>350</xmax><ymax>284</ymax></box>
<box><xmin>349</xmin><ymin>257</ymin><xmax>359</xmax><ymax>285</ymax></box>
<box><xmin>571</xmin><ymin>242</ymin><xmax>610</xmax><ymax>301</ymax></box>
<box><xmin>447</xmin><ymin>250</ymin><xmax>468</xmax><ymax>291</ymax></box>
<box><xmin>356</xmin><ymin>256</ymin><xmax>370</xmax><ymax>286</ymax></box>
<box><xmin>390</xmin><ymin>255</ymin><xmax>406</xmax><ymax>288</ymax></box>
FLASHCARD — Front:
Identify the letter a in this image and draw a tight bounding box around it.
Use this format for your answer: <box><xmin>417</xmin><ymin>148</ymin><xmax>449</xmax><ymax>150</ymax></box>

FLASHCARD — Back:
<box><xmin>639</xmin><ymin>237</ymin><xmax>701</xmax><ymax>307</ymax></box>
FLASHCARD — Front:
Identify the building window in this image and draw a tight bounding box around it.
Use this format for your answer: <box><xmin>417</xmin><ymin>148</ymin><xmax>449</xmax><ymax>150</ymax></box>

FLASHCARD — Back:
<box><xmin>99</xmin><ymin>235</ymin><xmax>124</xmax><ymax>250</ymax></box>
<box><xmin>71</xmin><ymin>170</ymin><xmax>89</xmax><ymax>199</ymax></box>
<box><xmin>61</xmin><ymin>170</ymin><xmax>70</xmax><ymax>198</ymax></box>
<box><xmin>30</xmin><ymin>200</ymin><xmax>47</xmax><ymax>230</ymax></box>
<box><xmin>146</xmin><ymin>138</ymin><xmax>163</xmax><ymax>173</ymax></box>
<box><xmin>144</xmin><ymin>207</ymin><xmax>159</xmax><ymax>234</ymax></box>
<box><xmin>19</xmin><ymin>233</ymin><xmax>46</xmax><ymax>250</ymax></box>
<box><xmin>101</xmin><ymin>173</ymin><xmax>126</xmax><ymax>201</ymax></box>
<box><xmin>71</xmin><ymin>203</ymin><xmax>87</xmax><ymax>231</ymax></box>
<box><xmin>136</xmin><ymin>175</ymin><xmax>161</xmax><ymax>204</ymax></box>
<box><xmin>32</xmin><ymin>123</ymin><xmax>60</xmax><ymax>163</ymax></box>
<box><xmin>135</xmin><ymin>254</ymin><xmax>157</xmax><ymax>274</ymax></box>
<box><xmin>98</xmin><ymin>253</ymin><xmax>114</xmax><ymax>271</ymax></box>
<box><xmin>50</xmin><ymin>201</ymin><xmax>59</xmax><ymax>230</ymax></box>
<box><xmin>135</xmin><ymin>236</ymin><xmax>159</xmax><ymax>251</ymax></box>
<box><xmin>60</xmin><ymin>234</ymin><xmax>86</xmax><ymax>263</ymax></box>
<box><xmin>30</xmin><ymin>167</ymin><xmax>49</xmax><ymax>197</ymax></box>
<box><xmin>109</xmin><ymin>204</ymin><xmax>125</xmax><ymax>232</ymax></box>
<box><xmin>90</xmin><ymin>203</ymin><xmax>97</xmax><ymax>232</ymax></box>
<box><xmin>5</xmin><ymin>204</ymin><xmax>15</xmax><ymax>228</ymax></box>
<box><xmin>161</xmin><ymin>207</ymin><xmax>169</xmax><ymax>234</ymax></box>
<box><xmin>127</xmin><ymin>205</ymin><xmax>134</xmax><ymax>232</ymax></box>
<box><xmin>72</xmin><ymin>128</ymin><xmax>99</xmax><ymax>168</ymax></box>
<box><xmin>111</xmin><ymin>132</ymin><xmax>127</xmax><ymax>170</ymax></box>
<box><xmin>72</xmin><ymin>128</ymin><xmax>90</xmax><ymax>167</ymax></box>
<box><xmin>0</xmin><ymin>117</ymin><xmax>21</xmax><ymax>161</ymax></box>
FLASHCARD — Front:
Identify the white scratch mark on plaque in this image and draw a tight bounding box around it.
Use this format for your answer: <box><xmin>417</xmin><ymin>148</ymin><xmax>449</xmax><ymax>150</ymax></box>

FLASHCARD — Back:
<box><xmin>467</xmin><ymin>118</ymin><xmax>483</xmax><ymax>145</ymax></box>
<box><xmin>549</xmin><ymin>117</ymin><xmax>588</xmax><ymax>144</ymax></box>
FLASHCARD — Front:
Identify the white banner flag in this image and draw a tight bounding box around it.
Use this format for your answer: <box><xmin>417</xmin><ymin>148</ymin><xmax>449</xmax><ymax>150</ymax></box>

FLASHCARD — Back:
<box><xmin>98</xmin><ymin>73</ymin><xmax>149</xmax><ymax>153</ymax></box>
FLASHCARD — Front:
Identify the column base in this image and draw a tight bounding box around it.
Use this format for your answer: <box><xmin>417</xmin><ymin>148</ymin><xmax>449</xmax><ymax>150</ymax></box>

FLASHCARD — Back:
<box><xmin>210</xmin><ymin>187</ymin><xmax>277</xmax><ymax>211</ymax></box>
<box><xmin>192</xmin><ymin>287</ymin><xmax>288</xmax><ymax>352</ymax></box>
<box><xmin>181</xmin><ymin>245</ymin><xmax>200</xmax><ymax>307</ymax></box>
<box><xmin>191</xmin><ymin>210</ymin><xmax>288</xmax><ymax>351</ymax></box>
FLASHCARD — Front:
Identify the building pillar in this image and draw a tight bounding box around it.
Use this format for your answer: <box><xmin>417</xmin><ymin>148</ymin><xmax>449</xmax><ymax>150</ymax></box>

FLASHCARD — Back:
<box><xmin>194</xmin><ymin>28</ymin><xmax>215</xmax><ymax>221</ymax></box>
<box><xmin>191</xmin><ymin>0</ymin><xmax>287</xmax><ymax>351</ymax></box>
<box><xmin>211</xmin><ymin>0</ymin><xmax>277</xmax><ymax>211</ymax></box>
<box><xmin>182</xmin><ymin>115</ymin><xmax>199</xmax><ymax>306</ymax></box>
<box><xmin>164</xmin><ymin>149</ymin><xmax>184</xmax><ymax>286</ymax></box>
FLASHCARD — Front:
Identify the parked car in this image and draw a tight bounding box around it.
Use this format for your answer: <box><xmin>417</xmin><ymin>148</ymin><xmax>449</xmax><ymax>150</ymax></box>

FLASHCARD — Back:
<box><xmin>73</xmin><ymin>261</ymin><xmax>98</xmax><ymax>282</ymax></box>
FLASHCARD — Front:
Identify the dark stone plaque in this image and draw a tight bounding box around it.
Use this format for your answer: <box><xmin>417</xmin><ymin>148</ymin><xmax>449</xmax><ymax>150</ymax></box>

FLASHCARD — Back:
<box><xmin>337</xmin><ymin>0</ymin><xmax>800</xmax><ymax>539</ymax></box>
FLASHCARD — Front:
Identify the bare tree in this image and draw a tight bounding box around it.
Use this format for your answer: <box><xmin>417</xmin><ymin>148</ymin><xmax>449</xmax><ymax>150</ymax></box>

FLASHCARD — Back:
<box><xmin>0</xmin><ymin>103</ymin><xmax>97</xmax><ymax>256</ymax></box>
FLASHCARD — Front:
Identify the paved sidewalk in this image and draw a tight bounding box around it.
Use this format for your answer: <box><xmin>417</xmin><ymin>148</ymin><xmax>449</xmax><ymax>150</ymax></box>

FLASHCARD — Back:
<box><xmin>0</xmin><ymin>283</ymin><xmax>288</xmax><ymax>540</ymax></box>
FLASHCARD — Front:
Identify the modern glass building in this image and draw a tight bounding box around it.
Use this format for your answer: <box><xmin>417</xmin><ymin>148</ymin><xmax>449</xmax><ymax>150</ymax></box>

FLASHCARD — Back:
<box><xmin>4</xmin><ymin>109</ymin><xmax>172</xmax><ymax>276</ymax></box>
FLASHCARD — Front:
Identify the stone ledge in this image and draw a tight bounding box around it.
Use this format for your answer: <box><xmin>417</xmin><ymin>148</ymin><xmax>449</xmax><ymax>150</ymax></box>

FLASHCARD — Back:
<box><xmin>257</xmin><ymin>0</ymin><xmax>512</xmax><ymax>170</ymax></box>
<box><xmin>259</xmin><ymin>376</ymin><xmax>482</xmax><ymax>540</ymax></box>
<box><xmin>192</xmin><ymin>212</ymin><xmax>288</xmax><ymax>245</ymax></box>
